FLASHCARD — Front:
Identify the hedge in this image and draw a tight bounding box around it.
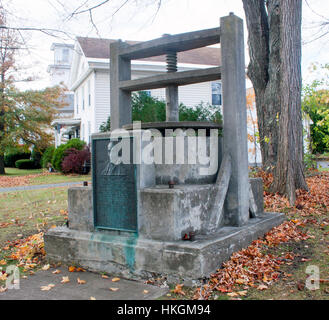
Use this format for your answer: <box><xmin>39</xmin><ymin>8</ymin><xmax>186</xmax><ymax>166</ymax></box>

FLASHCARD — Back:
<box><xmin>15</xmin><ymin>159</ymin><xmax>36</xmax><ymax>169</ymax></box>
<box><xmin>4</xmin><ymin>149</ymin><xmax>31</xmax><ymax>167</ymax></box>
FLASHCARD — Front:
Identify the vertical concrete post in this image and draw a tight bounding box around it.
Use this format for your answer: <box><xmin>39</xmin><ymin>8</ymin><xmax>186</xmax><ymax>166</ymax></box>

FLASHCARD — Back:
<box><xmin>110</xmin><ymin>41</ymin><xmax>132</xmax><ymax>130</ymax></box>
<box><xmin>166</xmin><ymin>85</ymin><xmax>179</xmax><ymax>121</ymax></box>
<box><xmin>221</xmin><ymin>13</ymin><xmax>249</xmax><ymax>226</ymax></box>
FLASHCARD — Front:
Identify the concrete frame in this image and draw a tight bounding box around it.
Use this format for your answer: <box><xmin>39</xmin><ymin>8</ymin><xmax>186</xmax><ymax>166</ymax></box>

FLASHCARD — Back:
<box><xmin>110</xmin><ymin>12</ymin><xmax>248</xmax><ymax>227</ymax></box>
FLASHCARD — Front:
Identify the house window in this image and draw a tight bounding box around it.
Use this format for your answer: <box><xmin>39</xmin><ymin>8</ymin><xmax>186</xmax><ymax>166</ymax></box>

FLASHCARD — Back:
<box><xmin>62</xmin><ymin>48</ymin><xmax>69</xmax><ymax>63</ymax></box>
<box><xmin>211</xmin><ymin>82</ymin><xmax>222</xmax><ymax>106</ymax></box>
<box><xmin>88</xmin><ymin>121</ymin><xmax>91</xmax><ymax>144</ymax></box>
<box><xmin>88</xmin><ymin>80</ymin><xmax>91</xmax><ymax>107</ymax></box>
<box><xmin>82</xmin><ymin>86</ymin><xmax>85</xmax><ymax>111</ymax></box>
<box><xmin>76</xmin><ymin>91</ymin><xmax>79</xmax><ymax>114</ymax></box>
<box><xmin>81</xmin><ymin>124</ymin><xmax>85</xmax><ymax>142</ymax></box>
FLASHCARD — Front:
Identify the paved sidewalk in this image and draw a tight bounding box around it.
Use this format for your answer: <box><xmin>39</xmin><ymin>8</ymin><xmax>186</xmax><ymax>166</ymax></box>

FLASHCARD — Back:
<box><xmin>0</xmin><ymin>181</ymin><xmax>89</xmax><ymax>193</ymax></box>
<box><xmin>0</xmin><ymin>266</ymin><xmax>168</xmax><ymax>300</ymax></box>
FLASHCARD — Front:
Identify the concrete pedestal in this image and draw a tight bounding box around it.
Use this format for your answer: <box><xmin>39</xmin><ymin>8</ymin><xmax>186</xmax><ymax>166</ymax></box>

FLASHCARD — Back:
<box><xmin>45</xmin><ymin>212</ymin><xmax>285</xmax><ymax>283</ymax></box>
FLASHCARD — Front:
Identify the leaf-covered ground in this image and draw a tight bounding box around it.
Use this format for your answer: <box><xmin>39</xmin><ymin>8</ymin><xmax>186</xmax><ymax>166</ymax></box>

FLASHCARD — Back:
<box><xmin>0</xmin><ymin>172</ymin><xmax>328</xmax><ymax>300</ymax></box>
<box><xmin>168</xmin><ymin>172</ymin><xmax>329</xmax><ymax>300</ymax></box>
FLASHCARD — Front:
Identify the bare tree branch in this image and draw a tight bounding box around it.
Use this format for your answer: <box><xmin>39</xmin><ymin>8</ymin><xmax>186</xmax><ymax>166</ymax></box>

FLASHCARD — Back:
<box><xmin>0</xmin><ymin>25</ymin><xmax>74</xmax><ymax>40</ymax></box>
<box><xmin>68</xmin><ymin>0</ymin><xmax>110</xmax><ymax>19</ymax></box>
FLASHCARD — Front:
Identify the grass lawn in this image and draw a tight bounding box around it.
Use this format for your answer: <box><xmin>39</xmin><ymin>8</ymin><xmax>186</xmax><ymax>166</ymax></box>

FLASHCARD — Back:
<box><xmin>0</xmin><ymin>168</ymin><xmax>91</xmax><ymax>187</ymax></box>
<box><xmin>30</xmin><ymin>173</ymin><xmax>91</xmax><ymax>186</ymax></box>
<box><xmin>2</xmin><ymin>168</ymin><xmax>44</xmax><ymax>176</ymax></box>
<box><xmin>0</xmin><ymin>187</ymin><xmax>68</xmax><ymax>246</ymax></box>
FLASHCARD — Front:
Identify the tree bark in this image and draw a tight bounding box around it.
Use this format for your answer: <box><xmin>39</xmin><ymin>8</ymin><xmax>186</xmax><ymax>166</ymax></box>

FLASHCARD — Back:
<box><xmin>272</xmin><ymin>0</ymin><xmax>308</xmax><ymax>204</ymax></box>
<box><xmin>242</xmin><ymin>0</ymin><xmax>281</xmax><ymax>169</ymax></box>
<box><xmin>0</xmin><ymin>154</ymin><xmax>4</xmax><ymax>174</ymax></box>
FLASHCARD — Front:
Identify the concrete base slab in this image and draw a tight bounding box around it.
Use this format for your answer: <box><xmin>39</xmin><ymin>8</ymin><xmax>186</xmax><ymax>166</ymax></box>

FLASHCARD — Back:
<box><xmin>44</xmin><ymin>212</ymin><xmax>285</xmax><ymax>283</ymax></box>
<box><xmin>0</xmin><ymin>266</ymin><xmax>168</xmax><ymax>300</ymax></box>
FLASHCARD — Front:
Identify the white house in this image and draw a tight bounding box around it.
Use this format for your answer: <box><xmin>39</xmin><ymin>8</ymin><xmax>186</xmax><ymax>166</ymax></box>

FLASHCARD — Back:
<box><xmin>51</xmin><ymin>36</ymin><xmax>261</xmax><ymax>164</ymax></box>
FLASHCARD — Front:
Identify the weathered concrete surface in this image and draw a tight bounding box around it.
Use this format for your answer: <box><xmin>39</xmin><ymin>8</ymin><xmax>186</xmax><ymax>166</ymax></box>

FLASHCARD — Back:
<box><xmin>207</xmin><ymin>154</ymin><xmax>231</xmax><ymax>233</ymax></box>
<box><xmin>119</xmin><ymin>27</ymin><xmax>220</xmax><ymax>60</ymax></box>
<box><xmin>140</xmin><ymin>184</ymin><xmax>218</xmax><ymax>241</ymax></box>
<box><xmin>154</xmin><ymin>135</ymin><xmax>222</xmax><ymax>185</ymax></box>
<box><xmin>0</xmin><ymin>266</ymin><xmax>168</xmax><ymax>300</ymax></box>
<box><xmin>166</xmin><ymin>85</ymin><xmax>179</xmax><ymax>122</ymax></box>
<box><xmin>221</xmin><ymin>14</ymin><xmax>249</xmax><ymax>227</ymax></box>
<box><xmin>119</xmin><ymin>67</ymin><xmax>221</xmax><ymax>91</ymax></box>
<box><xmin>44</xmin><ymin>212</ymin><xmax>285</xmax><ymax>283</ymax></box>
<box><xmin>68</xmin><ymin>186</ymin><xmax>94</xmax><ymax>232</ymax></box>
<box><xmin>250</xmin><ymin>178</ymin><xmax>264</xmax><ymax>216</ymax></box>
<box><xmin>110</xmin><ymin>41</ymin><xmax>132</xmax><ymax>130</ymax></box>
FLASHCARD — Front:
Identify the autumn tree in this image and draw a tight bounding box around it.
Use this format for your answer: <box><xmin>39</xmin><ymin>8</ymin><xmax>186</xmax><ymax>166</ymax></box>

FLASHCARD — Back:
<box><xmin>0</xmin><ymin>7</ymin><xmax>67</xmax><ymax>174</ymax></box>
<box><xmin>302</xmin><ymin>64</ymin><xmax>329</xmax><ymax>154</ymax></box>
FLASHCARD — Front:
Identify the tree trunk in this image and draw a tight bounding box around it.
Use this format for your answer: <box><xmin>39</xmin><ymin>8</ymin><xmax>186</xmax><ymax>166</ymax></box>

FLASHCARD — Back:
<box><xmin>242</xmin><ymin>0</ymin><xmax>281</xmax><ymax>169</ymax></box>
<box><xmin>0</xmin><ymin>154</ymin><xmax>4</xmax><ymax>174</ymax></box>
<box><xmin>272</xmin><ymin>0</ymin><xmax>308</xmax><ymax>204</ymax></box>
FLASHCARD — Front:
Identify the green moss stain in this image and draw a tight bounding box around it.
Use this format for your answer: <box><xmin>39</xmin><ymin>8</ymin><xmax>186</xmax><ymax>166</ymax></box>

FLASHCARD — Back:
<box><xmin>124</xmin><ymin>234</ymin><xmax>138</xmax><ymax>271</ymax></box>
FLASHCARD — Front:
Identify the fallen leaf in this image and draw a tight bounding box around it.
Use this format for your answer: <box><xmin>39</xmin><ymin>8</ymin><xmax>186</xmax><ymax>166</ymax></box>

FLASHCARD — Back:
<box><xmin>235</xmin><ymin>279</ymin><xmax>246</xmax><ymax>285</ymax></box>
<box><xmin>172</xmin><ymin>284</ymin><xmax>185</xmax><ymax>296</ymax></box>
<box><xmin>0</xmin><ymin>260</ymin><xmax>6</xmax><ymax>266</ymax></box>
<box><xmin>237</xmin><ymin>290</ymin><xmax>248</xmax><ymax>296</ymax></box>
<box><xmin>40</xmin><ymin>284</ymin><xmax>55</xmax><ymax>291</ymax></box>
<box><xmin>90</xmin><ymin>296</ymin><xmax>96</xmax><ymax>300</ymax></box>
<box><xmin>68</xmin><ymin>266</ymin><xmax>76</xmax><ymax>272</ymax></box>
<box><xmin>42</xmin><ymin>264</ymin><xmax>50</xmax><ymax>271</ymax></box>
<box><xmin>0</xmin><ymin>286</ymin><xmax>7</xmax><ymax>293</ymax></box>
<box><xmin>0</xmin><ymin>274</ymin><xmax>7</xmax><ymax>281</ymax></box>
<box><xmin>61</xmin><ymin>276</ymin><xmax>70</xmax><ymax>284</ymax></box>
<box><xmin>257</xmin><ymin>285</ymin><xmax>268</xmax><ymax>291</ymax></box>
<box><xmin>109</xmin><ymin>287</ymin><xmax>119</xmax><ymax>292</ymax></box>
<box><xmin>52</xmin><ymin>269</ymin><xmax>61</xmax><ymax>274</ymax></box>
<box><xmin>227</xmin><ymin>292</ymin><xmax>239</xmax><ymax>297</ymax></box>
<box><xmin>77</xmin><ymin>278</ymin><xmax>86</xmax><ymax>284</ymax></box>
<box><xmin>143</xmin><ymin>290</ymin><xmax>149</xmax><ymax>294</ymax></box>
<box><xmin>112</xmin><ymin>277</ymin><xmax>120</xmax><ymax>282</ymax></box>
<box><xmin>101</xmin><ymin>275</ymin><xmax>109</xmax><ymax>279</ymax></box>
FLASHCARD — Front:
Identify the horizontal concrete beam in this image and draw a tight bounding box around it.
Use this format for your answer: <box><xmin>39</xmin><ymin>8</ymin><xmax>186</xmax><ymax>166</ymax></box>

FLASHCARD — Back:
<box><xmin>119</xmin><ymin>67</ymin><xmax>221</xmax><ymax>91</ymax></box>
<box><xmin>119</xmin><ymin>27</ymin><xmax>220</xmax><ymax>60</ymax></box>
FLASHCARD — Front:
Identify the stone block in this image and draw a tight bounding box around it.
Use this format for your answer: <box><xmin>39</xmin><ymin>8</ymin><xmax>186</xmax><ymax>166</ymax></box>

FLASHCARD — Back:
<box><xmin>68</xmin><ymin>186</ymin><xmax>94</xmax><ymax>232</ymax></box>
<box><xmin>250</xmin><ymin>178</ymin><xmax>264</xmax><ymax>215</ymax></box>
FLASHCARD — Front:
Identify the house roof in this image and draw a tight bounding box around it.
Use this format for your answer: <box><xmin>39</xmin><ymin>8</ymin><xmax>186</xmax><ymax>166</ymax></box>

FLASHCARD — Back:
<box><xmin>76</xmin><ymin>37</ymin><xmax>221</xmax><ymax>66</ymax></box>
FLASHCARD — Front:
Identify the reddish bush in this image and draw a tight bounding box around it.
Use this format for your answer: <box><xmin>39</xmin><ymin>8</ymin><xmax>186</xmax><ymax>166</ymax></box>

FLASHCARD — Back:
<box><xmin>61</xmin><ymin>146</ymin><xmax>91</xmax><ymax>174</ymax></box>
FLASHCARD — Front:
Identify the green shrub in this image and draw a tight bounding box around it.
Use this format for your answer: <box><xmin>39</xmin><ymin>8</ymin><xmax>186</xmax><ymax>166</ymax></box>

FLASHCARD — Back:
<box><xmin>4</xmin><ymin>148</ymin><xmax>31</xmax><ymax>167</ymax></box>
<box><xmin>15</xmin><ymin>159</ymin><xmax>36</xmax><ymax>169</ymax></box>
<box><xmin>41</xmin><ymin>146</ymin><xmax>55</xmax><ymax>168</ymax></box>
<box><xmin>51</xmin><ymin>139</ymin><xmax>86</xmax><ymax>172</ymax></box>
<box><xmin>31</xmin><ymin>147</ymin><xmax>45</xmax><ymax>169</ymax></box>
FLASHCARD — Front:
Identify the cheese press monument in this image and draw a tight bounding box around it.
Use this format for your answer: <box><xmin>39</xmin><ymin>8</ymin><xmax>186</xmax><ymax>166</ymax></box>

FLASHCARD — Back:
<box><xmin>45</xmin><ymin>14</ymin><xmax>284</xmax><ymax>282</ymax></box>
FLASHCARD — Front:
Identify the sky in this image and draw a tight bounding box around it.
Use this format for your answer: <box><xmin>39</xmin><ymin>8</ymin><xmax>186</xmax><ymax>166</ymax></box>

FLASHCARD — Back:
<box><xmin>2</xmin><ymin>0</ymin><xmax>329</xmax><ymax>90</ymax></box>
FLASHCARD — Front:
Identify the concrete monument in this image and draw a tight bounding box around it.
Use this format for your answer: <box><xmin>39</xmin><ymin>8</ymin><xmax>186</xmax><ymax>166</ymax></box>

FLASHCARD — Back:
<box><xmin>45</xmin><ymin>14</ymin><xmax>284</xmax><ymax>283</ymax></box>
